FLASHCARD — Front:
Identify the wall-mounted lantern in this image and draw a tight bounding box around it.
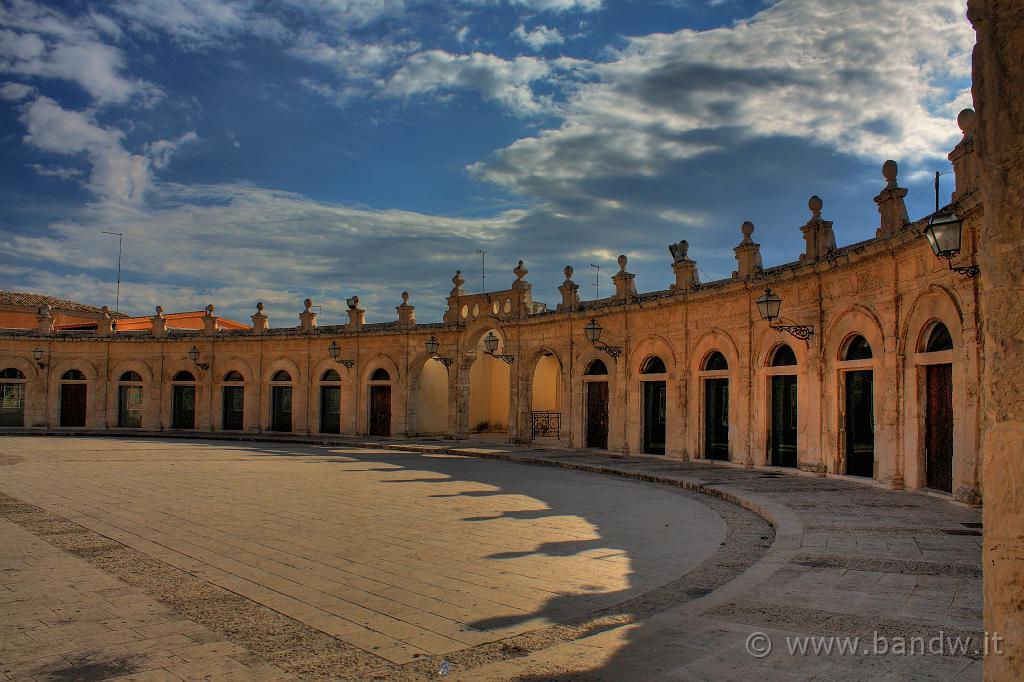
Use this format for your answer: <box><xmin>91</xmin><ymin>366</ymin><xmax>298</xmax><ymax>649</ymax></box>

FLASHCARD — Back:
<box><xmin>327</xmin><ymin>340</ymin><xmax>354</xmax><ymax>368</ymax></box>
<box><xmin>583</xmin><ymin>318</ymin><xmax>622</xmax><ymax>361</ymax></box>
<box><xmin>924</xmin><ymin>210</ymin><xmax>980</xmax><ymax>277</ymax></box>
<box><xmin>482</xmin><ymin>331</ymin><xmax>515</xmax><ymax>364</ymax></box>
<box><xmin>187</xmin><ymin>345</ymin><xmax>210</xmax><ymax>370</ymax></box>
<box><xmin>32</xmin><ymin>347</ymin><xmax>47</xmax><ymax>368</ymax></box>
<box><xmin>755</xmin><ymin>288</ymin><xmax>814</xmax><ymax>342</ymax></box>
<box><xmin>425</xmin><ymin>335</ymin><xmax>453</xmax><ymax>367</ymax></box>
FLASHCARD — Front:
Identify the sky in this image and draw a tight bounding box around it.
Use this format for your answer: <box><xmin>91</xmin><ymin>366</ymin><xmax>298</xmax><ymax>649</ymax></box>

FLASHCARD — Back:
<box><xmin>0</xmin><ymin>0</ymin><xmax>974</xmax><ymax>325</ymax></box>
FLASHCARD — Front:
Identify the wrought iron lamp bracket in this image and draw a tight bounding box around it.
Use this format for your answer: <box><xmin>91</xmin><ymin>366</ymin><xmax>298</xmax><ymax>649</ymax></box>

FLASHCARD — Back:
<box><xmin>488</xmin><ymin>352</ymin><xmax>515</xmax><ymax>365</ymax></box>
<box><xmin>769</xmin><ymin>321</ymin><xmax>814</xmax><ymax>342</ymax></box>
<box><xmin>593</xmin><ymin>340</ymin><xmax>623</xmax><ymax>361</ymax></box>
<box><xmin>431</xmin><ymin>355</ymin><xmax>454</xmax><ymax>367</ymax></box>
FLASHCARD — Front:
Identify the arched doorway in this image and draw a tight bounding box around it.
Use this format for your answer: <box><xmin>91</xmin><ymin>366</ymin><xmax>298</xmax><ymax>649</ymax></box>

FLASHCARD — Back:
<box><xmin>319</xmin><ymin>369</ymin><xmax>341</xmax><ymax>434</ymax></box>
<box><xmin>640</xmin><ymin>356</ymin><xmax>667</xmax><ymax>455</ymax></box>
<box><xmin>0</xmin><ymin>367</ymin><xmax>27</xmax><ymax>427</ymax></box>
<box><xmin>768</xmin><ymin>345</ymin><xmax>797</xmax><ymax>467</ymax></box>
<box><xmin>368</xmin><ymin>368</ymin><xmax>391</xmax><ymax>436</ymax></box>
<box><xmin>117</xmin><ymin>371</ymin><xmax>143</xmax><ymax>428</ymax></box>
<box><xmin>171</xmin><ymin>370</ymin><xmax>196</xmax><ymax>430</ymax></box>
<box><xmin>842</xmin><ymin>335</ymin><xmax>874</xmax><ymax>477</ymax></box>
<box><xmin>416</xmin><ymin>359</ymin><xmax>449</xmax><ymax>435</ymax></box>
<box><xmin>467</xmin><ymin>329</ymin><xmax>510</xmax><ymax>436</ymax></box>
<box><xmin>920</xmin><ymin>323</ymin><xmax>953</xmax><ymax>492</ymax></box>
<box><xmin>59</xmin><ymin>369</ymin><xmax>87</xmax><ymax>427</ymax></box>
<box><xmin>269</xmin><ymin>370</ymin><xmax>292</xmax><ymax>432</ymax></box>
<box><xmin>530</xmin><ymin>353</ymin><xmax>562</xmax><ymax>440</ymax></box>
<box><xmin>584</xmin><ymin>359</ymin><xmax>609</xmax><ymax>449</ymax></box>
<box><xmin>702</xmin><ymin>351</ymin><xmax>729</xmax><ymax>460</ymax></box>
<box><xmin>222</xmin><ymin>370</ymin><xmax>245</xmax><ymax>431</ymax></box>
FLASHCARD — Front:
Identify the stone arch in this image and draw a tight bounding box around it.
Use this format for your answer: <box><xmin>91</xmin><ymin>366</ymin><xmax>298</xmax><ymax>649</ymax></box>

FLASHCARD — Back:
<box><xmin>48</xmin><ymin>358</ymin><xmax>99</xmax><ymax>428</ymax></box>
<box><xmin>107</xmin><ymin>358</ymin><xmax>157</xmax><ymax>430</ymax></box>
<box><xmin>462</xmin><ymin>326</ymin><xmax>512</xmax><ymax>437</ymax></box>
<box><xmin>363</xmin><ymin>353</ymin><xmax>402</xmax><ymax>436</ymax></box>
<box><xmin>825</xmin><ymin>305</ymin><xmax>885</xmax><ymax>362</ymax></box>
<box><xmin>629</xmin><ymin>334</ymin><xmax>677</xmax><ymax>376</ymax></box>
<box><xmin>751</xmin><ymin>329</ymin><xmax>810</xmax><ymax>467</ymax></box>
<box><xmin>213</xmin><ymin>356</ymin><xmax>256</xmax><ymax>432</ymax></box>
<box><xmin>688</xmin><ymin>328</ymin><xmax>740</xmax><ymax>462</ymax></box>
<box><xmin>689</xmin><ymin>327</ymin><xmax>741</xmax><ymax>372</ymax></box>
<box><xmin>163</xmin><ymin>356</ymin><xmax>206</xmax><ymax>431</ymax></box>
<box><xmin>520</xmin><ymin>346</ymin><xmax>566</xmax><ymax>441</ymax></box>
<box><xmin>259</xmin><ymin>357</ymin><xmax>303</xmax><ymax>433</ymax></box>
<box><xmin>408</xmin><ymin>351</ymin><xmax>451</xmax><ymax>436</ymax></box>
<box><xmin>0</xmin><ymin>354</ymin><xmax>38</xmax><ymax>428</ymax></box>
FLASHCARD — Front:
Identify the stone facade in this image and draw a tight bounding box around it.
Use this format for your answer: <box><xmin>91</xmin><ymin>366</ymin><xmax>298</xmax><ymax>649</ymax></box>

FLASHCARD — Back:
<box><xmin>0</xmin><ymin>119</ymin><xmax>987</xmax><ymax>504</ymax></box>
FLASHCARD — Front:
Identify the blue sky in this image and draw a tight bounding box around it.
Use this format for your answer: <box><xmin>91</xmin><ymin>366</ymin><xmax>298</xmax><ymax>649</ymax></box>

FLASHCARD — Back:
<box><xmin>0</xmin><ymin>0</ymin><xmax>973</xmax><ymax>324</ymax></box>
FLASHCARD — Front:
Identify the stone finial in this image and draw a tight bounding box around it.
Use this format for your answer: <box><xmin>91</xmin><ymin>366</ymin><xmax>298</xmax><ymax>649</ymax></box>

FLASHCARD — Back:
<box><xmin>396</xmin><ymin>290</ymin><xmax>416</xmax><ymax>328</ymax></box>
<box><xmin>669</xmin><ymin>240</ymin><xmax>699</xmax><ymax>292</ymax></box>
<box><xmin>800</xmin><ymin>195</ymin><xmax>836</xmax><ymax>262</ymax></box>
<box><xmin>251</xmin><ymin>301</ymin><xmax>268</xmax><ymax>335</ymax></box>
<box><xmin>98</xmin><ymin>305</ymin><xmax>114</xmax><ymax>337</ymax></box>
<box><xmin>875</xmin><ymin>160</ymin><xmax>910</xmax><ymax>238</ymax></box>
<box><xmin>151</xmin><ymin>305</ymin><xmax>167</xmax><ymax>337</ymax></box>
<box><xmin>733</xmin><ymin>221</ymin><xmax>763</xmax><ymax>279</ymax></box>
<box><xmin>36</xmin><ymin>303</ymin><xmax>53</xmax><ymax>334</ymax></box>
<box><xmin>949</xmin><ymin>108</ymin><xmax>979</xmax><ymax>201</ymax></box>
<box><xmin>203</xmin><ymin>302</ymin><xmax>218</xmax><ymax>335</ymax></box>
<box><xmin>612</xmin><ymin>254</ymin><xmax>636</xmax><ymax>301</ymax></box>
<box><xmin>513</xmin><ymin>260</ymin><xmax>528</xmax><ymax>282</ymax></box>
<box><xmin>450</xmin><ymin>270</ymin><xmax>464</xmax><ymax>297</ymax></box>
<box><xmin>299</xmin><ymin>297</ymin><xmax>317</xmax><ymax>333</ymax></box>
<box><xmin>346</xmin><ymin>296</ymin><xmax>365</xmax><ymax>332</ymax></box>
<box><xmin>557</xmin><ymin>265</ymin><xmax>580</xmax><ymax>311</ymax></box>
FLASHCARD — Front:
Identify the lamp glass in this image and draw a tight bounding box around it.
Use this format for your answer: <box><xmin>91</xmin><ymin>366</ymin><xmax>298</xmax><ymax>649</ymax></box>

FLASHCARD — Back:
<box><xmin>327</xmin><ymin>341</ymin><xmax>340</xmax><ymax>359</ymax></box>
<box><xmin>187</xmin><ymin>346</ymin><xmax>199</xmax><ymax>362</ymax></box>
<box><xmin>924</xmin><ymin>211</ymin><xmax>962</xmax><ymax>257</ymax></box>
<box><xmin>584</xmin><ymin>318</ymin><xmax>601</xmax><ymax>344</ymax></box>
<box><xmin>756</xmin><ymin>289</ymin><xmax>782</xmax><ymax>322</ymax></box>
<box><xmin>33</xmin><ymin>347</ymin><xmax>43</xmax><ymax>361</ymax></box>
<box><xmin>483</xmin><ymin>331</ymin><xmax>499</xmax><ymax>354</ymax></box>
<box><xmin>425</xmin><ymin>336</ymin><xmax>439</xmax><ymax>355</ymax></box>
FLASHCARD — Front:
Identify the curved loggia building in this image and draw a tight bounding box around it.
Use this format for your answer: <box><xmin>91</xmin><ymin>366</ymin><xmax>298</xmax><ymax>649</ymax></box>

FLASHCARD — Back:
<box><xmin>0</xmin><ymin>112</ymin><xmax>985</xmax><ymax>504</ymax></box>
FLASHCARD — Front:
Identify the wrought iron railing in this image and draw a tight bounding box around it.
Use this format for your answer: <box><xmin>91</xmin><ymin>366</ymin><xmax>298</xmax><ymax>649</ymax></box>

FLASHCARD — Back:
<box><xmin>531</xmin><ymin>411</ymin><xmax>561</xmax><ymax>439</ymax></box>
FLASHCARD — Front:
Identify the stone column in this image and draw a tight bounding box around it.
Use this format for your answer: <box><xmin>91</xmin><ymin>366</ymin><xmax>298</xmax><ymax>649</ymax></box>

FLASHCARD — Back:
<box><xmin>968</xmin><ymin>2</ymin><xmax>1024</xmax><ymax>679</ymax></box>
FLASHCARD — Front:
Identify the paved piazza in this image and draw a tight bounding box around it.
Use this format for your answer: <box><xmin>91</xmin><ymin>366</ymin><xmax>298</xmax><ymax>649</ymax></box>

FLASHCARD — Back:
<box><xmin>0</xmin><ymin>436</ymin><xmax>984</xmax><ymax>681</ymax></box>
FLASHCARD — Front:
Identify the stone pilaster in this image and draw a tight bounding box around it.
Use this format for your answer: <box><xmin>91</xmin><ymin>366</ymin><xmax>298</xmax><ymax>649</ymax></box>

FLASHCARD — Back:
<box><xmin>874</xmin><ymin>160</ymin><xmax>910</xmax><ymax>238</ymax></box>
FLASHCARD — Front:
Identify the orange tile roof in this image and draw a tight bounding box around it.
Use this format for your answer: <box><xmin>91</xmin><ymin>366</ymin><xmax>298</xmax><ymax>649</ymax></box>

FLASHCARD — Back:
<box><xmin>0</xmin><ymin>290</ymin><xmax>129</xmax><ymax>318</ymax></box>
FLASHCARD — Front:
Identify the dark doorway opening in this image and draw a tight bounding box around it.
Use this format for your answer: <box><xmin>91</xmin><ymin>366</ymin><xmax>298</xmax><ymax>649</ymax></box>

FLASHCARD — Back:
<box><xmin>845</xmin><ymin>370</ymin><xmax>874</xmax><ymax>477</ymax></box>
<box><xmin>320</xmin><ymin>385</ymin><xmax>341</xmax><ymax>434</ymax></box>
<box><xmin>770</xmin><ymin>375</ymin><xmax>797</xmax><ymax>467</ymax></box>
<box><xmin>172</xmin><ymin>385</ymin><xmax>195</xmax><ymax>429</ymax></box>
<box><xmin>704</xmin><ymin>378</ymin><xmax>729</xmax><ymax>460</ymax></box>
<box><xmin>642</xmin><ymin>381</ymin><xmax>666</xmax><ymax>454</ymax></box>
<box><xmin>222</xmin><ymin>386</ymin><xmax>244</xmax><ymax>431</ymax></box>
<box><xmin>369</xmin><ymin>385</ymin><xmax>391</xmax><ymax>436</ymax></box>
<box><xmin>271</xmin><ymin>386</ymin><xmax>292</xmax><ymax>432</ymax></box>
<box><xmin>60</xmin><ymin>383</ymin><xmax>87</xmax><ymax>427</ymax></box>
<box><xmin>925</xmin><ymin>363</ymin><xmax>953</xmax><ymax>492</ymax></box>
<box><xmin>586</xmin><ymin>381</ymin><xmax>609</xmax><ymax>449</ymax></box>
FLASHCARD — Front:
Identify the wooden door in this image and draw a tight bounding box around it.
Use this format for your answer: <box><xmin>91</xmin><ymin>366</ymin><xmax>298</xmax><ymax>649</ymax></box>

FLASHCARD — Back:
<box><xmin>271</xmin><ymin>386</ymin><xmax>292</xmax><ymax>432</ymax></box>
<box><xmin>369</xmin><ymin>385</ymin><xmax>391</xmax><ymax>436</ymax></box>
<box><xmin>704</xmin><ymin>378</ymin><xmax>729</xmax><ymax>460</ymax></box>
<box><xmin>585</xmin><ymin>381</ymin><xmax>608</xmax><ymax>449</ymax></box>
<box><xmin>222</xmin><ymin>386</ymin><xmax>244</xmax><ymax>431</ymax></box>
<box><xmin>845</xmin><ymin>370</ymin><xmax>874</xmax><ymax>477</ymax></box>
<box><xmin>60</xmin><ymin>383</ymin><xmax>87</xmax><ymax>427</ymax></box>
<box><xmin>642</xmin><ymin>381</ymin><xmax>666</xmax><ymax>454</ymax></box>
<box><xmin>172</xmin><ymin>385</ymin><xmax>195</xmax><ymax>429</ymax></box>
<box><xmin>925</xmin><ymin>364</ymin><xmax>953</xmax><ymax>492</ymax></box>
<box><xmin>770</xmin><ymin>375</ymin><xmax>797</xmax><ymax>467</ymax></box>
<box><xmin>320</xmin><ymin>386</ymin><xmax>341</xmax><ymax>434</ymax></box>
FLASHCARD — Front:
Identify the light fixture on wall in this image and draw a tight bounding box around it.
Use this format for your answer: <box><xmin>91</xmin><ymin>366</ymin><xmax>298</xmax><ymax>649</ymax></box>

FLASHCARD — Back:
<box><xmin>583</xmin><ymin>318</ymin><xmax>622</xmax><ymax>361</ymax></box>
<box><xmin>187</xmin><ymin>345</ymin><xmax>210</xmax><ymax>370</ymax></box>
<box><xmin>32</xmin><ymin>347</ymin><xmax>47</xmax><ymax>368</ymax></box>
<box><xmin>755</xmin><ymin>289</ymin><xmax>814</xmax><ymax>342</ymax></box>
<box><xmin>327</xmin><ymin>340</ymin><xmax>354</xmax><ymax>368</ymax></box>
<box><xmin>924</xmin><ymin>210</ymin><xmax>980</xmax><ymax>277</ymax></box>
<box><xmin>425</xmin><ymin>335</ymin><xmax>453</xmax><ymax>367</ymax></box>
<box><xmin>482</xmin><ymin>331</ymin><xmax>515</xmax><ymax>364</ymax></box>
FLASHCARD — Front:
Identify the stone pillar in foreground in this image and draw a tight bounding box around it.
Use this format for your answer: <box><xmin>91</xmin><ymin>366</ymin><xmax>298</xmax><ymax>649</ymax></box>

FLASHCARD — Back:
<box><xmin>968</xmin><ymin>1</ymin><xmax>1024</xmax><ymax>679</ymax></box>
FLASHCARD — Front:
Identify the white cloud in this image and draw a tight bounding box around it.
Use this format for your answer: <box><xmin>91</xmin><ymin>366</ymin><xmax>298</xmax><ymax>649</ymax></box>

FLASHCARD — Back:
<box><xmin>0</xmin><ymin>79</ymin><xmax>32</xmax><ymax>100</ymax></box>
<box><xmin>28</xmin><ymin>163</ymin><xmax>83</xmax><ymax>180</ymax></box>
<box><xmin>0</xmin><ymin>3</ymin><xmax>161</xmax><ymax>105</ymax></box>
<box><xmin>112</xmin><ymin>0</ymin><xmax>287</xmax><ymax>47</ymax></box>
<box><xmin>512</xmin><ymin>24</ymin><xmax>564</xmax><ymax>51</ymax></box>
<box><xmin>19</xmin><ymin>96</ymin><xmax>196</xmax><ymax>204</ymax></box>
<box><xmin>385</xmin><ymin>50</ymin><xmax>556</xmax><ymax>116</ymax></box>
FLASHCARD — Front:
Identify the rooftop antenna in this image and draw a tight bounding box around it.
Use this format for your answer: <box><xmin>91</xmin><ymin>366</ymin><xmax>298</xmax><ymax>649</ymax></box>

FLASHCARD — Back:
<box><xmin>476</xmin><ymin>249</ymin><xmax>486</xmax><ymax>293</ymax></box>
<box><xmin>590</xmin><ymin>263</ymin><xmax>600</xmax><ymax>299</ymax></box>
<box><xmin>101</xmin><ymin>231</ymin><xmax>123</xmax><ymax>313</ymax></box>
<box><xmin>934</xmin><ymin>170</ymin><xmax>951</xmax><ymax>212</ymax></box>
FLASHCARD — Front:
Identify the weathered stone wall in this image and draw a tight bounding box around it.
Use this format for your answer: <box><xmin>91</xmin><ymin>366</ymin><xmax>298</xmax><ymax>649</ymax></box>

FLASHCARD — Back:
<box><xmin>968</xmin><ymin>1</ymin><xmax>1024</xmax><ymax>678</ymax></box>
